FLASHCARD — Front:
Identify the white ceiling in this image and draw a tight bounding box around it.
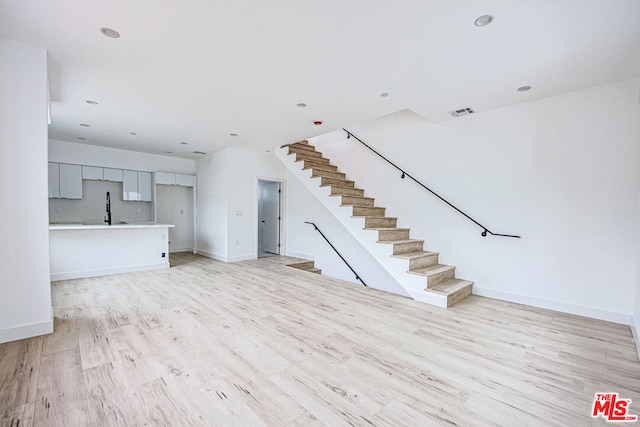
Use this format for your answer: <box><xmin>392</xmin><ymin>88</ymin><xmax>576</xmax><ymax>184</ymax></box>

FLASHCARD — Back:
<box><xmin>1</xmin><ymin>0</ymin><xmax>639</xmax><ymax>159</ymax></box>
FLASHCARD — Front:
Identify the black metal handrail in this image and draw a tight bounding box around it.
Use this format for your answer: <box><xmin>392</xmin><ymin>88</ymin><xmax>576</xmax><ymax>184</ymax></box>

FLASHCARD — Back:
<box><xmin>304</xmin><ymin>221</ymin><xmax>367</xmax><ymax>286</ymax></box>
<box><xmin>343</xmin><ymin>128</ymin><xmax>521</xmax><ymax>238</ymax></box>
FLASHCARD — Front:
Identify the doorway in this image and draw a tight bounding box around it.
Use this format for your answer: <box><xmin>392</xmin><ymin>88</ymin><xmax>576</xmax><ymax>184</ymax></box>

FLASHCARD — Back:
<box><xmin>258</xmin><ymin>179</ymin><xmax>281</xmax><ymax>258</ymax></box>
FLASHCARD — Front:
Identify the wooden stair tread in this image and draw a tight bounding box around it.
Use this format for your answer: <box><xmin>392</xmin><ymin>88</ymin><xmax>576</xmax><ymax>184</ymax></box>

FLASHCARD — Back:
<box><xmin>428</xmin><ymin>279</ymin><xmax>473</xmax><ymax>295</ymax></box>
<box><xmin>280</xmin><ymin>140</ymin><xmax>309</xmax><ymax>148</ymax></box>
<box><xmin>408</xmin><ymin>264</ymin><xmax>455</xmax><ymax>276</ymax></box>
<box><xmin>377</xmin><ymin>239</ymin><xmax>424</xmax><ymax>245</ymax></box>
<box><xmin>392</xmin><ymin>250</ymin><xmax>439</xmax><ymax>260</ymax></box>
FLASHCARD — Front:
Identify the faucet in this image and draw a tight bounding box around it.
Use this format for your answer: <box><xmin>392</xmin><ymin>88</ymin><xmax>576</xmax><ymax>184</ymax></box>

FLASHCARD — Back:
<box><xmin>105</xmin><ymin>191</ymin><xmax>112</xmax><ymax>225</ymax></box>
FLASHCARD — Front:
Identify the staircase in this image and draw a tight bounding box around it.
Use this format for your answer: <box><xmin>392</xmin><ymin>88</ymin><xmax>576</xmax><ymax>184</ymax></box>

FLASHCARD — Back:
<box><xmin>277</xmin><ymin>140</ymin><xmax>473</xmax><ymax>308</ymax></box>
<box><xmin>287</xmin><ymin>260</ymin><xmax>322</xmax><ymax>275</ymax></box>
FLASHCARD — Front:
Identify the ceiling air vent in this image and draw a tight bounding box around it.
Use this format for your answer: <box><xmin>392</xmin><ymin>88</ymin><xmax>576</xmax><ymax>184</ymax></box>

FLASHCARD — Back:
<box><xmin>193</xmin><ymin>151</ymin><xmax>206</xmax><ymax>155</ymax></box>
<box><xmin>448</xmin><ymin>107</ymin><xmax>476</xmax><ymax>117</ymax></box>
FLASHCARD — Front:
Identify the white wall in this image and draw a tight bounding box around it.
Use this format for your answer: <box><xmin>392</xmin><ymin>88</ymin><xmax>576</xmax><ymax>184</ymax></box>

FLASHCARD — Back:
<box><xmin>0</xmin><ymin>39</ymin><xmax>52</xmax><ymax>343</ymax></box>
<box><xmin>195</xmin><ymin>149</ymin><xmax>229</xmax><ymax>260</ymax></box>
<box><xmin>195</xmin><ymin>147</ymin><xmax>286</xmax><ymax>262</ymax></box>
<box><xmin>300</xmin><ymin>78</ymin><xmax>640</xmax><ymax>323</ymax></box>
<box><xmin>49</xmin><ymin>139</ymin><xmax>196</xmax><ymax>174</ymax></box>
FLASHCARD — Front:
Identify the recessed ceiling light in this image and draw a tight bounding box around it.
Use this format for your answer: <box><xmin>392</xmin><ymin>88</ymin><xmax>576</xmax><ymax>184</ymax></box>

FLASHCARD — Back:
<box><xmin>229</xmin><ymin>133</ymin><xmax>238</xmax><ymax>137</ymax></box>
<box><xmin>130</xmin><ymin>132</ymin><xmax>137</xmax><ymax>135</ymax></box>
<box><xmin>165</xmin><ymin>151</ymin><xmax>172</xmax><ymax>154</ymax></box>
<box><xmin>266</xmin><ymin>150</ymin><xmax>271</xmax><ymax>153</ymax></box>
<box><xmin>474</xmin><ymin>14</ymin><xmax>494</xmax><ymax>27</ymax></box>
<box><xmin>80</xmin><ymin>123</ymin><xmax>90</xmax><ymax>127</ymax></box>
<box><xmin>100</xmin><ymin>27</ymin><xmax>120</xmax><ymax>39</ymax></box>
<box><xmin>296</xmin><ymin>103</ymin><xmax>307</xmax><ymax>108</ymax></box>
<box><xmin>380</xmin><ymin>92</ymin><xmax>389</xmax><ymax>97</ymax></box>
<box><xmin>313</xmin><ymin>120</ymin><xmax>323</xmax><ymax>126</ymax></box>
<box><xmin>193</xmin><ymin>151</ymin><xmax>206</xmax><ymax>155</ymax></box>
<box><xmin>517</xmin><ymin>85</ymin><xmax>532</xmax><ymax>92</ymax></box>
<box><xmin>77</xmin><ymin>137</ymin><xmax>86</xmax><ymax>140</ymax></box>
<box><xmin>180</xmin><ymin>141</ymin><xmax>188</xmax><ymax>145</ymax></box>
<box><xmin>86</xmin><ymin>100</ymin><xmax>98</xmax><ymax>105</ymax></box>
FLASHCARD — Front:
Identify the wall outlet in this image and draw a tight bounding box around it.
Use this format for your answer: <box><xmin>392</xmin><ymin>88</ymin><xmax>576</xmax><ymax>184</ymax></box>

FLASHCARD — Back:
<box><xmin>137</xmin><ymin>208</ymin><xmax>141</xmax><ymax>214</ymax></box>
<box><xmin>180</xmin><ymin>209</ymin><xmax>184</xmax><ymax>215</ymax></box>
<box><xmin>235</xmin><ymin>240</ymin><xmax>240</xmax><ymax>246</ymax></box>
<box><xmin>162</xmin><ymin>252</ymin><xmax>166</xmax><ymax>258</ymax></box>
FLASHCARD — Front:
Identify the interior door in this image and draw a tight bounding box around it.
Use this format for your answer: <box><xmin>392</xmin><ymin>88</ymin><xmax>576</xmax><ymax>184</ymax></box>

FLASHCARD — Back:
<box><xmin>258</xmin><ymin>180</ymin><xmax>280</xmax><ymax>256</ymax></box>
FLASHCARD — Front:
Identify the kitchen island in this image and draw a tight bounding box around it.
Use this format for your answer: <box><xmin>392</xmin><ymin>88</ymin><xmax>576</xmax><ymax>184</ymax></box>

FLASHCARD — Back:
<box><xmin>49</xmin><ymin>223</ymin><xmax>175</xmax><ymax>281</ymax></box>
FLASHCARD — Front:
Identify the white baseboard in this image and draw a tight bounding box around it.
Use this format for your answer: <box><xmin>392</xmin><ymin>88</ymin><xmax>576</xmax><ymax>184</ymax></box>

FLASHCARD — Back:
<box><xmin>196</xmin><ymin>249</ymin><xmax>228</xmax><ymax>262</ymax></box>
<box><xmin>51</xmin><ymin>262</ymin><xmax>170</xmax><ymax>281</ymax></box>
<box><xmin>170</xmin><ymin>247</ymin><xmax>193</xmax><ymax>253</ymax></box>
<box><xmin>473</xmin><ymin>286</ymin><xmax>631</xmax><ymax>325</ymax></box>
<box><xmin>631</xmin><ymin>315</ymin><xmax>640</xmax><ymax>362</ymax></box>
<box><xmin>227</xmin><ymin>254</ymin><xmax>256</xmax><ymax>262</ymax></box>
<box><xmin>0</xmin><ymin>306</ymin><xmax>53</xmax><ymax>344</ymax></box>
<box><xmin>284</xmin><ymin>251</ymin><xmax>315</xmax><ymax>260</ymax></box>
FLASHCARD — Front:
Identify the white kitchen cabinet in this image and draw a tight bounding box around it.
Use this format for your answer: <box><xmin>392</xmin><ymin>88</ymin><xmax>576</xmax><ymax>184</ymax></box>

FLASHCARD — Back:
<box><xmin>122</xmin><ymin>170</ymin><xmax>139</xmax><ymax>201</ymax></box>
<box><xmin>48</xmin><ymin>162</ymin><xmax>60</xmax><ymax>198</ymax></box>
<box><xmin>59</xmin><ymin>163</ymin><xmax>83</xmax><ymax>199</ymax></box>
<box><xmin>104</xmin><ymin>168</ymin><xmax>123</xmax><ymax>182</ymax></box>
<box><xmin>175</xmin><ymin>174</ymin><xmax>196</xmax><ymax>187</ymax></box>
<box><xmin>82</xmin><ymin>165</ymin><xmax>103</xmax><ymax>180</ymax></box>
<box><xmin>138</xmin><ymin>171</ymin><xmax>153</xmax><ymax>201</ymax></box>
<box><xmin>155</xmin><ymin>171</ymin><xmax>175</xmax><ymax>185</ymax></box>
<box><xmin>155</xmin><ymin>172</ymin><xmax>195</xmax><ymax>187</ymax></box>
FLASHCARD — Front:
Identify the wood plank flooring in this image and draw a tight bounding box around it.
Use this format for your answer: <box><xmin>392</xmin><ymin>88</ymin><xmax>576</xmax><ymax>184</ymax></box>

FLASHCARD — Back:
<box><xmin>1</xmin><ymin>252</ymin><xmax>638</xmax><ymax>426</ymax></box>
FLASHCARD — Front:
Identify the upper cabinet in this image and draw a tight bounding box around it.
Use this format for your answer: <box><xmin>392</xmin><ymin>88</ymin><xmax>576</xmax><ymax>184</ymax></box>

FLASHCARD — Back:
<box><xmin>49</xmin><ymin>162</ymin><xmax>82</xmax><ymax>199</ymax></box>
<box><xmin>48</xmin><ymin>162</ymin><xmax>60</xmax><ymax>198</ymax></box>
<box><xmin>123</xmin><ymin>170</ymin><xmax>153</xmax><ymax>201</ymax></box>
<box><xmin>138</xmin><ymin>171</ymin><xmax>153</xmax><ymax>202</ymax></box>
<box><xmin>103</xmin><ymin>168</ymin><xmax>123</xmax><ymax>182</ymax></box>
<box><xmin>82</xmin><ymin>165</ymin><xmax>103</xmax><ymax>181</ymax></box>
<box><xmin>155</xmin><ymin>172</ymin><xmax>196</xmax><ymax>188</ymax></box>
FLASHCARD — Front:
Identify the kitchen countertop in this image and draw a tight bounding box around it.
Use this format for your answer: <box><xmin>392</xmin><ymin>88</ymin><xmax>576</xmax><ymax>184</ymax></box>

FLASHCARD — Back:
<box><xmin>49</xmin><ymin>223</ymin><xmax>175</xmax><ymax>230</ymax></box>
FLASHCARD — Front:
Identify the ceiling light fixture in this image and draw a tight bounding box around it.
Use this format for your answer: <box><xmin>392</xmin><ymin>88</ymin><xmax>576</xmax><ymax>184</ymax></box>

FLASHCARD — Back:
<box><xmin>130</xmin><ymin>132</ymin><xmax>137</xmax><ymax>135</ymax></box>
<box><xmin>380</xmin><ymin>92</ymin><xmax>389</xmax><ymax>97</ymax></box>
<box><xmin>180</xmin><ymin>141</ymin><xmax>188</xmax><ymax>145</ymax></box>
<box><xmin>313</xmin><ymin>120</ymin><xmax>323</xmax><ymax>126</ymax></box>
<box><xmin>165</xmin><ymin>151</ymin><xmax>172</xmax><ymax>154</ymax></box>
<box><xmin>474</xmin><ymin>15</ymin><xmax>494</xmax><ymax>27</ymax></box>
<box><xmin>86</xmin><ymin>100</ymin><xmax>98</xmax><ymax>105</ymax></box>
<box><xmin>77</xmin><ymin>137</ymin><xmax>86</xmax><ymax>140</ymax></box>
<box><xmin>229</xmin><ymin>133</ymin><xmax>238</xmax><ymax>137</ymax></box>
<box><xmin>80</xmin><ymin>123</ymin><xmax>90</xmax><ymax>127</ymax></box>
<box><xmin>100</xmin><ymin>27</ymin><xmax>120</xmax><ymax>39</ymax></box>
<box><xmin>517</xmin><ymin>85</ymin><xmax>532</xmax><ymax>92</ymax></box>
<box><xmin>296</xmin><ymin>103</ymin><xmax>307</xmax><ymax>108</ymax></box>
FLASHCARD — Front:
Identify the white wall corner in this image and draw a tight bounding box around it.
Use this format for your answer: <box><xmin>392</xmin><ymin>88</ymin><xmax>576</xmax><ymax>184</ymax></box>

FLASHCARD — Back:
<box><xmin>285</xmin><ymin>251</ymin><xmax>315</xmax><ymax>260</ymax></box>
<box><xmin>196</xmin><ymin>249</ymin><xmax>228</xmax><ymax>262</ymax></box>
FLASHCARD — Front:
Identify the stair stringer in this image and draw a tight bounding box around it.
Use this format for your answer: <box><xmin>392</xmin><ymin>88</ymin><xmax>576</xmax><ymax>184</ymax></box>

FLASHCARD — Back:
<box><xmin>276</xmin><ymin>146</ymin><xmax>448</xmax><ymax>308</ymax></box>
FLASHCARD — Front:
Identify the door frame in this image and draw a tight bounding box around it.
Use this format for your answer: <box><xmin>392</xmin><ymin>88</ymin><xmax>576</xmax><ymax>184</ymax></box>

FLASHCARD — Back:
<box><xmin>256</xmin><ymin>177</ymin><xmax>286</xmax><ymax>258</ymax></box>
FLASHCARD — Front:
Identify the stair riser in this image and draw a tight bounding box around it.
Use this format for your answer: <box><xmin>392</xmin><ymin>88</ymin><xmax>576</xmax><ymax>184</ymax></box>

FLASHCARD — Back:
<box><xmin>303</xmin><ymin>164</ymin><xmax>338</xmax><ymax>172</ymax></box>
<box><xmin>290</xmin><ymin>261</ymin><xmax>315</xmax><ymax>270</ymax></box>
<box><xmin>289</xmin><ymin>147</ymin><xmax>322</xmax><ymax>157</ymax></box>
<box><xmin>446</xmin><ymin>284</ymin><xmax>473</xmax><ymax>307</ymax></box>
<box><xmin>352</xmin><ymin>206</ymin><xmax>386</xmax><ymax>217</ymax></box>
<box><xmin>288</xmin><ymin>143</ymin><xmax>315</xmax><ymax>152</ymax></box>
<box><xmin>365</xmin><ymin>217</ymin><xmax>397</xmax><ymax>228</ymax></box>
<box><xmin>427</xmin><ymin>268</ymin><xmax>456</xmax><ymax>288</ymax></box>
<box><xmin>378</xmin><ymin>229</ymin><xmax>410</xmax><ymax>241</ymax></box>
<box><xmin>322</xmin><ymin>177</ymin><xmax>355</xmax><ymax>188</ymax></box>
<box><xmin>296</xmin><ymin>155</ymin><xmax>330</xmax><ymax>169</ymax></box>
<box><xmin>330</xmin><ymin>187</ymin><xmax>365</xmax><ymax>197</ymax></box>
<box><xmin>393</xmin><ymin>241</ymin><xmax>424</xmax><ymax>255</ymax></box>
<box><xmin>312</xmin><ymin>169</ymin><xmax>346</xmax><ymax>180</ymax></box>
<box><xmin>409</xmin><ymin>254</ymin><xmax>439</xmax><ymax>270</ymax></box>
<box><xmin>341</xmin><ymin>196</ymin><xmax>374</xmax><ymax>206</ymax></box>
<box><xmin>296</xmin><ymin>154</ymin><xmax>330</xmax><ymax>164</ymax></box>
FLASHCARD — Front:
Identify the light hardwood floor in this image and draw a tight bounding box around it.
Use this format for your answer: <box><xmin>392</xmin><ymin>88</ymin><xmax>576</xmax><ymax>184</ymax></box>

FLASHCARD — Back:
<box><xmin>1</xmin><ymin>252</ymin><xmax>639</xmax><ymax>426</ymax></box>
